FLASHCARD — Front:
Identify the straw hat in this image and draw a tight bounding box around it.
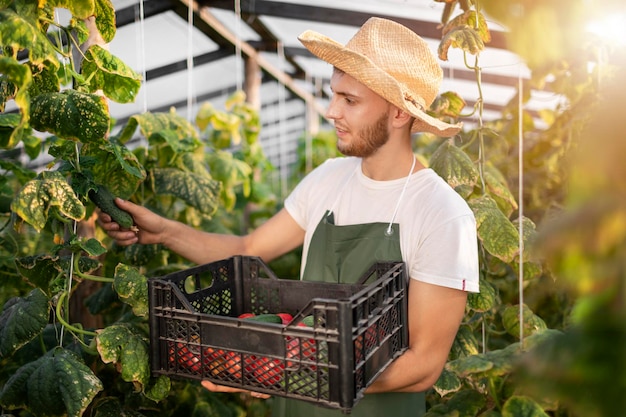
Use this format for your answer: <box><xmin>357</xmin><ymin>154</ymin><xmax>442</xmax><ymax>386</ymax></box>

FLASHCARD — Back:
<box><xmin>298</xmin><ymin>17</ymin><xmax>462</xmax><ymax>137</ymax></box>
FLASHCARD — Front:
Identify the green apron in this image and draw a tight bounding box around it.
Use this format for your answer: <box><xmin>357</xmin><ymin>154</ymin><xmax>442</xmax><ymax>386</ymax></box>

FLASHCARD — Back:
<box><xmin>272</xmin><ymin>159</ymin><xmax>425</xmax><ymax>417</ymax></box>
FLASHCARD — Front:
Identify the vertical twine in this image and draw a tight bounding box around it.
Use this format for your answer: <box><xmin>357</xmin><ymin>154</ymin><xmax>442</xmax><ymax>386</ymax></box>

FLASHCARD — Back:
<box><xmin>517</xmin><ymin>67</ymin><xmax>525</xmax><ymax>348</ymax></box>
<box><xmin>186</xmin><ymin>2</ymin><xmax>194</xmax><ymax>121</ymax></box>
<box><xmin>277</xmin><ymin>41</ymin><xmax>288</xmax><ymax>199</ymax></box>
<box><xmin>138</xmin><ymin>0</ymin><xmax>148</xmax><ymax>114</ymax></box>
<box><xmin>234</xmin><ymin>0</ymin><xmax>243</xmax><ymax>92</ymax></box>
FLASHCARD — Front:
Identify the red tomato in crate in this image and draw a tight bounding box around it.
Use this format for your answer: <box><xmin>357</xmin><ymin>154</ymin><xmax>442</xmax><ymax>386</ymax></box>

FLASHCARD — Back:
<box><xmin>204</xmin><ymin>347</ymin><xmax>242</xmax><ymax>379</ymax></box>
<box><xmin>245</xmin><ymin>354</ymin><xmax>284</xmax><ymax>386</ymax></box>
<box><xmin>276</xmin><ymin>313</ymin><xmax>294</xmax><ymax>324</ymax></box>
<box><xmin>169</xmin><ymin>341</ymin><xmax>202</xmax><ymax>372</ymax></box>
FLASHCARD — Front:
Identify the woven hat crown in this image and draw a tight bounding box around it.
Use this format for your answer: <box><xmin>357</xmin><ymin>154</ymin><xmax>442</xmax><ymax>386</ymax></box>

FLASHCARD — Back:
<box><xmin>299</xmin><ymin>17</ymin><xmax>462</xmax><ymax>136</ymax></box>
<box><xmin>344</xmin><ymin>18</ymin><xmax>442</xmax><ymax>110</ymax></box>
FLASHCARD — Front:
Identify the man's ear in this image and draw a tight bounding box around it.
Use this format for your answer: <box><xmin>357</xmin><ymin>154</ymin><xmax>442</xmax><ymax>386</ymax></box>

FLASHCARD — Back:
<box><xmin>391</xmin><ymin>107</ymin><xmax>413</xmax><ymax>130</ymax></box>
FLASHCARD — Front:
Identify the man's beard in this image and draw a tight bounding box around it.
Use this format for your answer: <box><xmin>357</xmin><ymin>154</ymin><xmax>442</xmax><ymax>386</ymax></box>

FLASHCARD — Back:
<box><xmin>337</xmin><ymin>111</ymin><xmax>389</xmax><ymax>158</ymax></box>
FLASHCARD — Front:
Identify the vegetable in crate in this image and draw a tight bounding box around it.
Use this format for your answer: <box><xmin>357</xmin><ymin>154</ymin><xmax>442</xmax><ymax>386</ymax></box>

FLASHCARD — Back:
<box><xmin>89</xmin><ymin>184</ymin><xmax>137</xmax><ymax>231</ymax></box>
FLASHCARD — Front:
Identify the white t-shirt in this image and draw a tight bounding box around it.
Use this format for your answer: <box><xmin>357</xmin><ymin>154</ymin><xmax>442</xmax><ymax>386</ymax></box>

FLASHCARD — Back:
<box><xmin>284</xmin><ymin>157</ymin><xmax>479</xmax><ymax>292</ymax></box>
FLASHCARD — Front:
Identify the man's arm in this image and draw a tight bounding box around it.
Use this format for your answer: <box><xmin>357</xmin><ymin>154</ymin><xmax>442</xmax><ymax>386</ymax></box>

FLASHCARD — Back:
<box><xmin>99</xmin><ymin>199</ymin><xmax>305</xmax><ymax>265</ymax></box>
<box><xmin>365</xmin><ymin>279</ymin><xmax>467</xmax><ymax>393</ymax></box>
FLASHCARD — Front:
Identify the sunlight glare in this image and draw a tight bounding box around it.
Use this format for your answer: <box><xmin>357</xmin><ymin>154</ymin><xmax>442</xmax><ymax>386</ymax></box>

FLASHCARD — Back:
<box><xmin>586</xmin><ymin>13</ymin><xmax>626</xmax><ymax>46</ymax></box>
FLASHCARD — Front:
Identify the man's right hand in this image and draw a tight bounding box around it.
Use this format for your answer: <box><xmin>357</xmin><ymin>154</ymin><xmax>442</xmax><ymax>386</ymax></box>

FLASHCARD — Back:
<box><xmin>97</xmin><ymin>198</ymin><xmax>165</xmax><ymax>246</ymax></box>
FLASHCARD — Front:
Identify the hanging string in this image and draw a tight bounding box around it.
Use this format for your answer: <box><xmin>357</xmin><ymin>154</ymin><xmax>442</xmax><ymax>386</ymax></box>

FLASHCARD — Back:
<box><xmin>304</xmin><ymin>72</ymin><xmax>313</xmax><ymax>173</ymax></box>
<box><xmin>277</xmin><ymin>41</ymin><xmax>288</xmax><ymax>199</ymax></box>
<box><xmin>137</xmin><ymin>0</ymin><xmax>149</xmax><ymax>197</ymax></box>
<box><xmin>234</xmin><ymin>0</ymin><xmax>243</xmax><ymax>92</ymax></box>
<box><xmin>138</xmin><ymin>0</ymin><xmax>148</xmax><ymax>114</ymax></box>
<box><xmin>517</xmin><ymin>65</ymin><xmax>525</xmax><ymax>348</ymax></box>
<box><xmin>186</xmin><ymin>1</ymin><xmax>194</xmax><ymax>121</ymax></box>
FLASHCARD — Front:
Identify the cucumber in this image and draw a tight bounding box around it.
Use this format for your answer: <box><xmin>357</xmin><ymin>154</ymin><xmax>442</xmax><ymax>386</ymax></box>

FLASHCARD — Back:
<box><xmin>243</xmin><ymin>314</ymin><xmax>283</xmax><ymax>324</ymax></box>
<box><xmin>89</xmin><ymin>184</ymin><xmax>134</xmax><ymax>229</ymax></box>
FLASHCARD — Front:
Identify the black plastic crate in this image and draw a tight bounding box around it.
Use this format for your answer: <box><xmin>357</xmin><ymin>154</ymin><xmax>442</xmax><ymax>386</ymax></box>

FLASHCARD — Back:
<box><xmin>148</xmin><ymin>256</ymin><xmax>408</xmax><ymax>413</ymax></box>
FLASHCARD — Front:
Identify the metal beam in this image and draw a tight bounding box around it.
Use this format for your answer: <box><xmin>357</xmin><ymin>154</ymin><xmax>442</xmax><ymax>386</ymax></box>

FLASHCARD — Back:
<box><xmin>171</xmin><ymin>0</ymin><xmax>328</xmax><ymax>118</ymax></box>
<box><xmin>204</xmin><ymin>0</ymin><xmax>508</xmax><ymax>49</ymax></box>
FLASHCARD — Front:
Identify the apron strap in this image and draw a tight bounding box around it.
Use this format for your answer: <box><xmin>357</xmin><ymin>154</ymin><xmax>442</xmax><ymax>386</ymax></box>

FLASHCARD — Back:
<box><xmin>386</xmin><ymin>156</ymin><xmax>416</xmax><ymax>236</ymax></box>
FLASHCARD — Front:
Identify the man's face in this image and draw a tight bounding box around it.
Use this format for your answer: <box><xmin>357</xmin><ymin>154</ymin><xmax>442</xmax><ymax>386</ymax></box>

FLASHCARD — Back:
<box><xmin>326</xmin><ymin>71</ymin><xmax>392</xmax><ymax>158</ymax></box>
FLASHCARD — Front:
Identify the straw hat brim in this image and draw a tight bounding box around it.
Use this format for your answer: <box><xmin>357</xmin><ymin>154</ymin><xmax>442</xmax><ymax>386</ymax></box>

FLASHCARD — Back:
<box><xmin>299</xmin><ymin>30</ymin><xmax>462</xmax><ymax>137</ymax></box>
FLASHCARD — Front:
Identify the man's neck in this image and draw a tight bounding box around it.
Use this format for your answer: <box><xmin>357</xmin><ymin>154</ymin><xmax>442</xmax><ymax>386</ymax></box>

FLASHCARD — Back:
<box><xmin>360</xmin><ymin>147</ymin><xmax>423</xmax><ymax>181</ymax></box>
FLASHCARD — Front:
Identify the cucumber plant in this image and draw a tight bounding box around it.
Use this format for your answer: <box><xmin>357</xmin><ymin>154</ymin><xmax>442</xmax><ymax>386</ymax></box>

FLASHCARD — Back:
<box><xmin>0</xmin><ymin>1</ymin><xmax>274</xmax><ymax>416</ymax></box>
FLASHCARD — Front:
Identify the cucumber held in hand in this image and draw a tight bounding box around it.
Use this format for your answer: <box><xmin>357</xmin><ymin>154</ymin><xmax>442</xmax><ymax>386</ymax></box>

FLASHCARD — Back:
<box><xmin>89</xmin><ymin>184</ymin><xmax>136</xmax><ymax>230</ymax></box>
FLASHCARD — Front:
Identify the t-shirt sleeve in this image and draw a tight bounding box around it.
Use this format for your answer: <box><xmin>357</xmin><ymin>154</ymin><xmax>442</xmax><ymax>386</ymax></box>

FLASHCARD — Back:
<box><xmin>410</xmin><ymin>213</ymin><xmax>479</xmax><ymax>293</ymax></box>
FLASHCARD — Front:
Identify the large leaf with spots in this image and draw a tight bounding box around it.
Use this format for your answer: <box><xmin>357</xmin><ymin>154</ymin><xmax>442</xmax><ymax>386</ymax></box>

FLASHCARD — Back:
<box><xmin>430</xmin><ymin>140</ymin><xmax>479</xmax><ymax>198</ymax></box>
<box><xmin>15</xmin><ymin>254</ymin><xmax>100</xmax><ymax>295</ymax></box>
<box><xmin>30</xmin><ymin>90</ymin><xmax>110</xmax><ymax>143</ymax></box>
<box><xmin>468</xmin><ymin>194</ymin><xmax>520</xmax><ymax>263</ymax></box>
<box><xmin>0</xmin><ymin>9</ymin><xmax>60</xmax><ymax>67</ymax></box>
<box><xmin>81</xmin><ymin>141</ymin><xmax>147</xmax><ymax>199</ymax></box>
<box><xmin>116</xmin><ymin>110</ymin><xmax>199</xmax><ymax>145</ymax></box>
<box><xmin>0</xmin><ymin>56</ymin><xmax>32</xmax><ymax>149</ymax></box>
<box><xmin>151</xmin><ymin>168</ymin><xmax>221</xmax><ymax>216</ymax></box>
<box><xmin>96</xmin><ymin>324</ymin><xmax>151</xmax><ymax>389</ymax></box>
<box><xmin>0</xmin><ymin>289</ymin><xmax>49</xmax><ymax>358</ymax></box>
<box><xmin>82</xmin><ymin>45</ymin><xmax>142</xmax><ymax>104</ymax></box>
<box><xmin>0</xmin><ymin>347</ymin><xmax>103</xmax><ymax>417</ymax></box>
<box><xmin>11</xmin><ymin>171</ymin><xmax>86</xmax><ymax>232</ymax></box>
<box><xmin>113</xmin><ymin>264</ymin><xmax>148</xmax><ymax>317</ymax></box>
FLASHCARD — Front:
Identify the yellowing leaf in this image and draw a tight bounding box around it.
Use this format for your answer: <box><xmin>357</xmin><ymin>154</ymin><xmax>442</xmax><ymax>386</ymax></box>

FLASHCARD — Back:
<box><xmin>468</xmin><ymin>195</ymin><xmax>520</xmax><ymax>263</ymax></box>
<box><xmin>29</xmin><ymin>90</ymin><xmax>110</xmax><ymax>143</ymax></box>
<box><xmin>438</xmin><ymin>25</ymin><xmax>485</xmax><ymax>61</ymax></box>
<box><xmin>113</xmin><ymin>264</ymin><xmax>148</xmax><ymax>317</ymax></box>
<box><xmin>11</xmin><ymin>171</ymin><xmax>86</xmax><ymax>231</ymax></box>
<box><xmin>96</xmin><ymin>324</ymin><xmax>150</xmax><ymax>388</ymax></box>
<box><xmin>82</xmin><ymin>45</ymin><xmax>142</xmax><ymax>104</ymax></box>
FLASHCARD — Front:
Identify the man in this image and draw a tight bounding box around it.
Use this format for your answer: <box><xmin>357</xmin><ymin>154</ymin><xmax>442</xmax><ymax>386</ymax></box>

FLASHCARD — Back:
<box><xmin>100</xmin><ymin>17</ymin><xmax>478</xmax><ymax>417</ymax></box>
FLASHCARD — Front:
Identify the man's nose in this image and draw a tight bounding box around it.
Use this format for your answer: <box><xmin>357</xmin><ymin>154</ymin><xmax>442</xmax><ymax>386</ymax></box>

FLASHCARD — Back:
<box><xmin>325</xmin><ymin>97</ymin><xmax>339</xmax><ymax>120</ymax></box>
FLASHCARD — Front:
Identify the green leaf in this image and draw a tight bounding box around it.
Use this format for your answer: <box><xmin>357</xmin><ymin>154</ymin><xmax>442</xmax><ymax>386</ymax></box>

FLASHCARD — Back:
<box><xmin>28</xmin><ymin>61</ymin><xmax>60</xmax><ymax>97</ymax></box>
<box><xmin>123</xmin><ymin>243</ymin><xmax>164</xmax><ymax>266</ymax></box>
<box><xmin>96</xmin><ymin>323</ymin><xmax>150</xmax><ymax>388</ymax></box>
<box><xmin>0</xmin><ymin>347</ymin><xmax>103</xmax><ymax>417</ymax></box>
<box><xmin>502</xmin><ymin>304</ymin><xmax>547</xmax><ymax>339</ymax></box>
<box><xmin>0</xmin><ymin>9</ymin><xmax>60</xmax><ymax>67</ymax></box>
<box><xmin>113</xmin><ymin>264</ymin><xmax>148</xmax><ymax>317</ymax></box>
<box><xmin>467</xmin><ymin>278</ymin><xmax>497</xmax><ymax>312</ymax></box>
<box><xmin>151</xmin><ymin>167</ymin><xmax>221</xmax><ymax>216</ymax></box>
<box><xmin>30</xmin><ymin>90</ymin><xmax>110</xmax><ymax>143</ymax></box>
<box><xmin>447</xmin><ymin>354</ymin><xmax>493</xmax><ymax>378</ymax></box>
<box><xmin>425</xmin><ymin>389</ymin><xmax>486</xmax><ymax>417</ymax></box>
<box><xmin>468</xmin><ymin>195</ymin><xmax>520</xmax><ymax>263</ymax></box>
<box><xmin>149</xmin><ymin>128</ymin><xmax>201</xmax><ymax>153</ymax></box>
<box><xmin>433</xmin><ymin>367</ymin><xmax>462</xmax><ymax>397</ymax></box>
<box><xmin>195</xmin><ymin>101</ymin><xmax>217</xmax><ymax>131</ymax></box>
<box><xmin>81</xmin><ymin>141</ymin><xmax>146</xmax><ymax>199</ymax></box>
<box><xmin>0</xmin><ymin>288</ymin><xmax>49</xmax><ymax>358</ymax></box>
<box><xmin>49</xmin><ymin>0</ymin><xmax>95</xmax><ymax>19</ymax></box>
<box><xmin>430</xmin><ymin>91</ymin><xmax>467</xmax><ymax>119</ymax></box>
<box><xmin>438</xmin><ymin>10</ymin><xmax>490</xmax><ymax>61</ymax></box>
<box><xmin>92</xmin><ymin>397</ymin><xmax>147</xmax><ymax>417</ymax></box>
<box><xmin>0</xmin><ymin>56</ymin><xmax>32</xmax><ymax>149</ymax></box>
<box><xmin>430</xmin><ymin>140</ymin><xmax>478</xmax><ymax>194</ymax></box>
<box><xmin>94</xmin><ymin>0</ymin><xmax>116</xmax><ymax>43</ymax></box>
<box><xmin>450</xmin><ymin>325</ymin><xmax>480</xmax><ymax>359</ymax></box>
<box><xmin>143</xmin><ymin>375</ymin><xmax>171</xmax><ymax>402</ymax></box>
<box><xmin>127</xmin><ymin>111</ymin><xmax>198</xmax><ymax>144</ymax></box>
<box><xmin>207</xmin><ymin>150</ymin><xmax>252</xmax><ymax>210</ymax></box>
<box><xmin>502</xmin><ymin>396</ymin><xmax>550</xmax><ymax>417</ymax></box>
<box><xmin>484</xmin><ymin>164</ymin><xmax>518</xmax><ymax>217</ymax></box>
<box><xmin>438</xmin><ymin>25</ymin><xmax>486</xmax><ymax>61</ymax></box>
<box><xmin>11</xmin><ymin>171</ymin><xmax>86</xmax><ymax>231</ymax></box>
<box><xmin>15</xmin><ymin>254</ymin><xmax>100</xmax><ymax>296</ymax></box>
<box><xmin>82</xmin><ymin>45</ymin><xmax>142</xmax><ymax>104</ymax></box>
<box><xmin>69</xmin><ymin>237</ymin><xmax>107</xmax><ymax>257</ymax></box>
